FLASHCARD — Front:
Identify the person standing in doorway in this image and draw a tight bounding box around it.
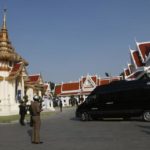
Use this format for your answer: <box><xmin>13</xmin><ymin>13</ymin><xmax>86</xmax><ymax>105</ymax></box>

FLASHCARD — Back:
<box><xmin>31</xmin><ymin>95</ymin><xmax>43</xmax><ymax>144</ymax></box>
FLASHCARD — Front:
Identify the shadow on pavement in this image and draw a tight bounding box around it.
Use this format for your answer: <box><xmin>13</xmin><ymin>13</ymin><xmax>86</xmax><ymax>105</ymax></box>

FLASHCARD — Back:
<box><xmin>70</xmin><ymin>117</ymin><xmax>80</xmax><ymax>121</ymax></box>
<box><xmin>137</xmin><ymin>124</ymin><xmax>150</xmax><ymax>135</ymax></box>
<box><xmin>27</xmin><ymin>129</ymin><xmax>32</xmax><ymax>142</ymax></box>
<box><xmin>70</xmin><ymin>117</ymin><xmax>143</xmax><ymax>122</ymax></box>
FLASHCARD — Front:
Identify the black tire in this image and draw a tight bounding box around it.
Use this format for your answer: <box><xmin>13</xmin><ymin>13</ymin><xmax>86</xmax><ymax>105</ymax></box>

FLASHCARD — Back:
<box><xmin>143</xmin><ymin>111</ymin><xmax>150</xmax><ymax>122</ymax></box>
<box><xmin>81</xmin><ymin>112</ymin><xmax>89</xmax><ymax>121</ymax></box>
<box><xmin>91</xmin><ymin>116</ymin><xmax>98</xmax><ymax>121</ymax></box>
<box><xmin>123</xmin><ymin>117</ymin><xmax>130</xmax><ymax>121</ymax></box>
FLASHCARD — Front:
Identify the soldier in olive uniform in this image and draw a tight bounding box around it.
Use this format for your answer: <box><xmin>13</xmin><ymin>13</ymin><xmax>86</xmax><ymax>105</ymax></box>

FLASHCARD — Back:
<box><xmin>31</xmin><ymin>95</ymin><xmax>43</xmax><ymax>144</ymax></box>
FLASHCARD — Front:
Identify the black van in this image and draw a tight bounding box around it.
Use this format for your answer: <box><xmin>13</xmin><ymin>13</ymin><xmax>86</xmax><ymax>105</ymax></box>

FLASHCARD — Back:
<box><xmin>76</xmin><ymin>79</ymin><xmax>150</xmax><ymax>121</ymax></box>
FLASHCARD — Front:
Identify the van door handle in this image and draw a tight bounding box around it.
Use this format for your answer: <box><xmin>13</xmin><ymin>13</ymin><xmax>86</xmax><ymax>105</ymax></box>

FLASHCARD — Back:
<box><xmin>91</xmin><ymin>107</ymin><xmax>98</xmax><ymax>110</ymax></box>
<box><xmin>106</xmin><ymin>102</ymin><xmax>114</xmax><ymax>104</ymax></box>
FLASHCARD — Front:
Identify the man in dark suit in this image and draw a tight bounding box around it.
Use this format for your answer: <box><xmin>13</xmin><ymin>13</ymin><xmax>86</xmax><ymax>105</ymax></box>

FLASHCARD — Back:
<box><xmin>31</xmin><ymin>95</ymin><xmax>43</xmax><ymax>144</ymax></box>
<box><xmin>28</xmin><ymin>102</ymin><xmax>33</xmax><ymax>127</ymax></box>
<box><xmin>59</xmin><ymin>99</ymin><xmax>63</xmax><ymax>112</ymax></box>
<box><xmin>19</xmin><ymin>101</ymin><xmax>27</xmax><ymax>126</ymax></box>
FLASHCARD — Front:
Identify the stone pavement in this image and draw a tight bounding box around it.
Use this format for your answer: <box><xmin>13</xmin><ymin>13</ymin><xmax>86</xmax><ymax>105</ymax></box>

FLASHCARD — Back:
<box><xmin>0</xmin><ymin>106</ymin><xmax>150</xmax><ymax>150</ymax></box>
<box><xmin>0</xmin><ymin>107</ymin><xmax>75</xmax><ymax>150</ymax></box>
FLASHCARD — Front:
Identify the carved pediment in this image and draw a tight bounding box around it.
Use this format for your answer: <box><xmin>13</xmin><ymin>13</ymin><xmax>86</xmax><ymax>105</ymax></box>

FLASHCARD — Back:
<box><xmin>82</xmin><ymin>76</ymin><xmax>96</xmax><ymax>89</ymax></box>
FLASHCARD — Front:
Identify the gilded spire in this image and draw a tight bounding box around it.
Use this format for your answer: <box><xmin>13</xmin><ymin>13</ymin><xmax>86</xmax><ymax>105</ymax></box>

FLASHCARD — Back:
<box><xmin>0</xmin><ymin>9</ymin><xmax>19</xmax><ymax>61</ymax></box>
<box><xmin>0</xmin><ymin>9</ymin><xmax>28</xmax><ymax>66</ymax></box>
<box><xmin>0</xmin><ymin>8</ymin><xmax>9</xmax><ymax>41</ymax></box>
<box><xmin>2</xmin><ymin>9</ymin><xmax>7</xmax><ymax>29</ymax></box>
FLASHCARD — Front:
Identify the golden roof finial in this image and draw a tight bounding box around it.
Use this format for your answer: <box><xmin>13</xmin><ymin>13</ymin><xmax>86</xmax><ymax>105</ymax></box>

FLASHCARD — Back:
<box><xmin>2</xmin><ymin>8</ymin><xmax>7</xmax><ymax>29</ymax></box>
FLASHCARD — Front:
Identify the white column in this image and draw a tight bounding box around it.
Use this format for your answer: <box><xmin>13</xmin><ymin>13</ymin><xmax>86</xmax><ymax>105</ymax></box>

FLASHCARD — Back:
<box><xmin>0</xmin><ymin>81</ymin><xmax>2</xmax><ymax>101</ymax></box>
<box><xmin>21</xmin><ymin>76</ymin><xmax>24</xmax><ymax>99</ymax></box>
<box><xmin>3</xmin><ymin>78</ymin><xmax>6</xmax><ymax>104</ymax></box>
<box><xmin>49</xmin><ymin>98</ymin><xmax>55</xmax><ymax>111</ymax></box>
<box><xmin>6</xmin><ymin>80</ymin><xmax>10</xmax><ymax>105</ymax></box>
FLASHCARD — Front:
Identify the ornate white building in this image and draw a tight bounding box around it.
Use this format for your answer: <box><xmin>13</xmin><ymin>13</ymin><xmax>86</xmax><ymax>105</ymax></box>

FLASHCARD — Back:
<box><xmin>0</xmin><ymin>10</ymin><xmax>49</xmax><ymax>116</ymax></box>
<box><xmin>54</xmin><ymin>74</ymin><xmax>121</xmax><ymax>106</ymax></box>
<box><xmin>0</xmin><ymin>10</ymin><xmax>28</xmax><ymax>115</ymax></box>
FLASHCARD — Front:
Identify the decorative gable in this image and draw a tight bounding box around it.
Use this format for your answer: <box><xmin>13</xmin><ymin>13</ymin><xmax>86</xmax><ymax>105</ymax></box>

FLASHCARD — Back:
<box><xmin>5</xmin><ymin>62</ymin><xmax>23</xmax><ymax>80</ymax></box>
<box><xmin>82</xmin><ymin>75</ymin><xmax>96</xmax><ymax>89</ymax></box>
<box><xmin>84</xmin><ymin>79</ymin><xmax>94</xmax><ymax>88</ymax></box>
<box><xmin>137</xmin><ymin>42</ymin><xmax>150</xmax><ymax>62</ymax></box>
<box><xmin>122</xmin><ymin>41</ymin><xmax>150</xmax><ymax>81</ymax></box>
<box><xmin>26</xmin><ymin>74</ymin><xmax>43</xmax><ymax>85</ymax></box>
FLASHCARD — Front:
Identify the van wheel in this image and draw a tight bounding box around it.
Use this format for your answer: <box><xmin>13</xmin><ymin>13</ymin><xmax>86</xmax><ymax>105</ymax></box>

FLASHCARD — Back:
<box><xmin>123</xmin><ymin>117</ymin><xmax>130</xmax><ymax>121</ymax></box>
<box><xmin>91</xmin><ymin>116</ymin><xmax>98</xmax><ymax>121</ymax></box>
<box><xmin>81</xmin><ymin>112</ymin><xmax>89</xmax><ymax>121</ymax></box>
<box><xmin>143</xmin><ymin>111</ymin><xmax>150</xmax><ymax>122</ymax></box>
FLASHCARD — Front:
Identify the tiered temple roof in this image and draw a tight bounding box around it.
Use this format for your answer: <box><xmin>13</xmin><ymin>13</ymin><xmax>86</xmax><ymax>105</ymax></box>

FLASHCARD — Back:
<box><xmin>0</xmin><ymin>10</ymin><xmax>28</xmax><ymax>65</ymax></box>
<box><xmin>123</xmin><ymin>41</ymin><xmax>150</xmax><ymax>80</ymax></box>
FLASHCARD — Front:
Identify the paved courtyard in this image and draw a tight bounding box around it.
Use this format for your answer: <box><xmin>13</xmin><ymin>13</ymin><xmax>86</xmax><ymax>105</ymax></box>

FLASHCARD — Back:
<box><xmin>0</xmin><ymin>107</ymin><xmax>150</xmax><ymax>150</ymax></box>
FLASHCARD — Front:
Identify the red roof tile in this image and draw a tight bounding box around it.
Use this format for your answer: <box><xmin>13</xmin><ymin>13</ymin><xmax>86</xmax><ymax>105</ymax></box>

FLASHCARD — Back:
<box><xmin>111</xmin><ymin>77</ymin><xmax>121</xmax><ymax>82</ymax></box>
<box><xmin>55</xmin><ymin>85</ymin><xmax>62</xmax><ymax>95</ymax></box>
<box><xmin>91</xmin><ymin>76</ymin><xmax>97</xmax><ymax>84</ymax></box>
<box><xmin>9</xmin><ymin>63</ymin><xmax>22</xmax><ymax>76</ymax></box>
<box><xmin>100</xmin><ymin>79</ymin><xmax>110</xmax><ymax>85</ymax></box>
<box><xmin>55</xmin><ymin>75</ymin><xmax>121</xmax><ymax>97</ymax></box>
<box><xmin>132</xmin><ymin>51</ymin><xmax>144</xmax><ymax>67</ymax></box>
<box><xmin>138</xmin><ymin>43</ymin><xmax>150</xmax><ymax>61</ymax></box>
<box><xmin>124</xmin><ymin>68</ymin><xmax>130</xmax><ymax>76</ymax></box>
<box><xmin>12</xmin><ymin>63</ymin><xmax>21</xmax><ymax>72</ymax></box>
<box><xmin>27</xmin><ymin>75</ymin><xmax>40</xmax><ymax>83</ymax></box>
<box><xmin>82</xmin><ymin>77</ymin><xmax>86</xmax><ymax>83</ymax></box>
<box><xmin>62</xmin><ymin>82</ymin><xmax>79</xmax><ymax>91</ymax></box>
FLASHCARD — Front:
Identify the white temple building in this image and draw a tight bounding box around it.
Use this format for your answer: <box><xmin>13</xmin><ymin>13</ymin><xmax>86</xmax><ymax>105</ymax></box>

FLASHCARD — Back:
<box><xmin>54</xmin><ymin>74</ymin><xmax>121</xmax><ymax>106</ymax></box>
<box><xmin>0</xmin><ymin>10</ymin><xmax>54</xmax><ymax>116</ymax></box>
<box><xmin>0</xmin><ymin>10</ymin><xmax>28</xmax><ymax>115</ymax></box>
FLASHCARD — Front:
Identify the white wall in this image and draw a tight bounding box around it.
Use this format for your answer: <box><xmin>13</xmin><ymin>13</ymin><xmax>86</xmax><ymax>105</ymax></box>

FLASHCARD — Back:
<box><xmin>0</xmin><ymin>79</ymin><xmax>19</xmax><ymax>116</ymax></box>
<box><xmin>26</xmin><ymin>88</ymin><xmax>34</xmax><ymax>104</ymax></box>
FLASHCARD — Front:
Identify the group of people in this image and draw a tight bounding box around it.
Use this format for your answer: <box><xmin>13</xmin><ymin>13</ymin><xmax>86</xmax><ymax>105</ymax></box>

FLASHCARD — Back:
<box><xmin>69</xmin><ymin>95</ymin><xmax>84</xmax><ymax>107</ymax></box>
<box><xmin>19</xmin><ymin>95</ymin><xmax>85</xmax><ymax>144</ymax></box>
<box><xmin>19</xmin><ymin>95</ymin><xmax>43</xmax><ymax>144</ymax></box>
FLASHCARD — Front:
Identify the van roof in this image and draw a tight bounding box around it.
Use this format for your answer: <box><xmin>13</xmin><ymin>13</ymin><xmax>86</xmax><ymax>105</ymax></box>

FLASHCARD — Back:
<box><xmin>90</xmin><ymin>79</ymin><xmax>150</xmax><ymax>95</ymax></box>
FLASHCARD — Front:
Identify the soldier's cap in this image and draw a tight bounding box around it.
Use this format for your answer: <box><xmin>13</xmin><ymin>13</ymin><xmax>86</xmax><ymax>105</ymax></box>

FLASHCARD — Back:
<box><xmin>33</xmin><ymin>95</ymin><xmax>40</xmax><ymax>101</ymax></box>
